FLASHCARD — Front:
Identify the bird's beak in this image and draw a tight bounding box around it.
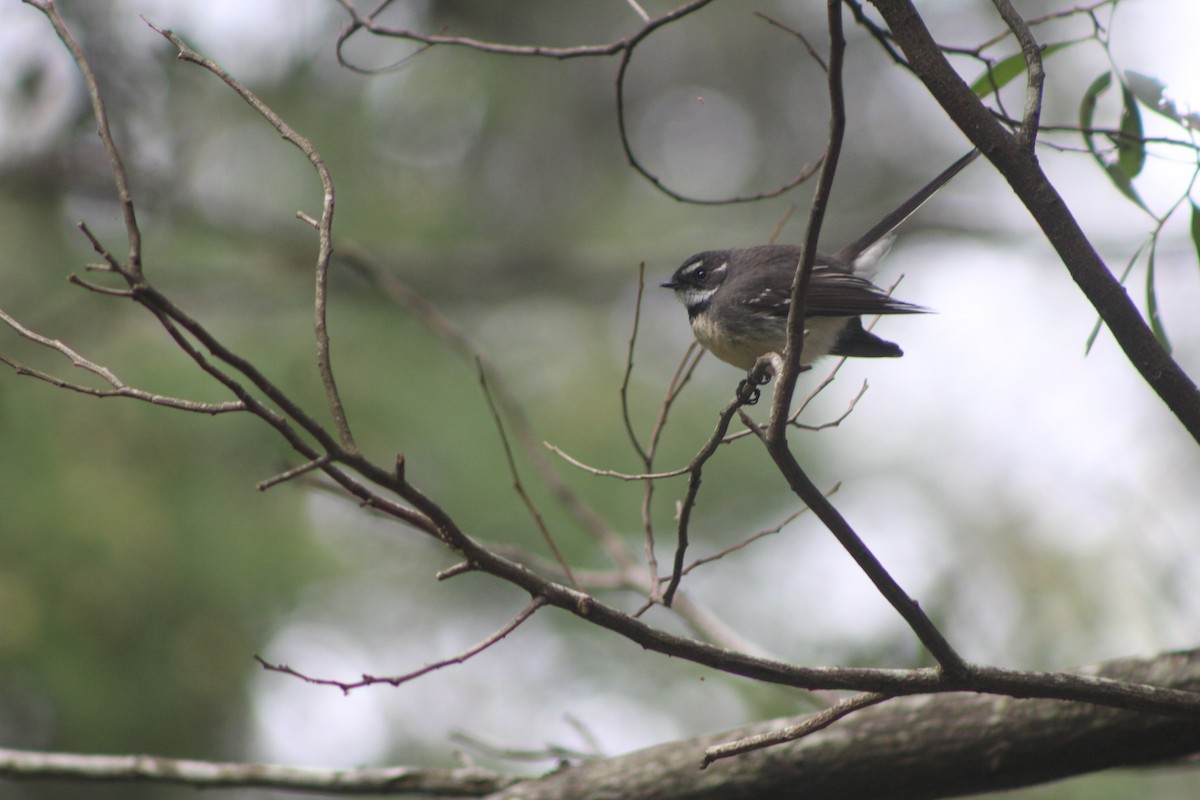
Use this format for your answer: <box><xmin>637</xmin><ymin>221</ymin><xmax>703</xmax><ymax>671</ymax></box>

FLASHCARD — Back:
<box><xmin>659</xmin><ymin>280</ymin><xmax>677</xmax><ymax>289</ymax></box>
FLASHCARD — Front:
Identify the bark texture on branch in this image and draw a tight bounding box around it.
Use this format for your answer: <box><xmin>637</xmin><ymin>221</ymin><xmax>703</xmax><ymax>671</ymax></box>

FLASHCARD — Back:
<box><xmin>490</xmin><ymin>649</ymin><xmax>1200</xmax><ymax>800</ymax></box>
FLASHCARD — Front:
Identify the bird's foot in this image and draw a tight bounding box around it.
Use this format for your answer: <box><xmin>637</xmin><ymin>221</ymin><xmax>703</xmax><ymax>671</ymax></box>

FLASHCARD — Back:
<box><xmin>736</xmin><ymin>371</ymin><xmax>772</xmax><ymax>406</ymax></box>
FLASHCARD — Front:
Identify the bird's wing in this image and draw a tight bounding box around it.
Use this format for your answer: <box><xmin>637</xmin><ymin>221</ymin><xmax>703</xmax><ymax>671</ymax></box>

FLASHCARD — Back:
<box><xmin>805</xmin><ymin>271</ymin><xmax>927</xmax><ymax>317</ymax></box>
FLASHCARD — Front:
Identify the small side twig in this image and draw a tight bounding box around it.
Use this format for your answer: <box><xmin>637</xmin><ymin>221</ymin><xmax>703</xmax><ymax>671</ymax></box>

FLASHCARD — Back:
<box><xmin>478</xmin><ymin>360</ymin><xmax>581</xmax><ymax>591</ymax></box>
<box><xmin>702</xmin><ymin>691</ymin><xmax>889</xmax><ymax>766</ymax></box>
<box><xmin>257</xmin><ymin>455</ymin><xmax>332</xmax><ymax>491</ymax></box>
<box><xmin>0</xmin><ymin>309</ymin><xmax>244</xmax><ymax>415</ymax></box>
<box><xmin>677</xmin><ymin>490</ymin><xmax>836</xmax><ymax>578</ymax></box>
<box><xmin>256</xmin><ymin>596</ymin><xmax>548</xmax><ymax>693</ymax></box>
<box><xmin>23</xmin><ymin>0</ymin><xmax>143</xmax><ymax>278</ymax></box>
<box><xmin>620</xmin><ymin>264</ymin><xmax>650</xmax><ymax>464</ymax></box>
<box><xmin>662</xmin><ymin>360</ymin><xmax>771</xmax><ymax>606</ymax></box>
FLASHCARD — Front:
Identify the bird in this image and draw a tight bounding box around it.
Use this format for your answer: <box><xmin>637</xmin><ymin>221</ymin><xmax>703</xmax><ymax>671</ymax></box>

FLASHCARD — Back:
<box><xmin>661</xmin><ymin>150</ymin><xmax>979</xmax><ymax>373</ymax></box>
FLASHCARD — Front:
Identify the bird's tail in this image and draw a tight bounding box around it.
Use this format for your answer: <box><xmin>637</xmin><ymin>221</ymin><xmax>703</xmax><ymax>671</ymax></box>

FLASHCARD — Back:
<box><xmin>833</xmin><ymin>149</ymin><xmax>980</xmax><ymax>269</ymax></box>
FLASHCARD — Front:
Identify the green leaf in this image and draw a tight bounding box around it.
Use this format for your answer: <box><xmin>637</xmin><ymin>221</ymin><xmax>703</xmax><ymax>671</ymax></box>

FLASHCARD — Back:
<box><xmin>1191</xmin><ymin>202</ymin><xmax>1200</xmax><ymax>278</ymax></box>
<box><xmin>1078</xmin><ymin>71</ymin><xmax>1149</xmax><ymax>212</ymax></box>
<box><xmin>1125</xmin><ymin>70</ymin><xmax>1200</xmax><ymax>130</ymax></box>
<box><xmin>1085</xmin><ymin>241</ymin><xmax>1145</xmax><ymax>355</ymax></box>
<box><xmin>970</xmin><ymin>41</ymin><xmax>1077</xmax><ymax>98</ymax></box>
<box><xmin>1145</xmin><ymin>245</ymin><xmax>1171</xmax><ymax>353</ymax></box>
<box><xmin>1117</xmin><ymin>82</ymin><xmax>1145</xmax><ymax>179</ymax></box>
<box><xmin>1079</xmin><ymin>71</ymin><xmax>1112</xmax><ymax>160</ymax></box>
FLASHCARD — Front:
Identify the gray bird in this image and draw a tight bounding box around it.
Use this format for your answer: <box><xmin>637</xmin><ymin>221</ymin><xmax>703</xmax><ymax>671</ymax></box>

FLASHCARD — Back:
<box><xmin>662</xmin><ymin>150</ymin><xmax>979</xmax><ymax>371</ymax></box>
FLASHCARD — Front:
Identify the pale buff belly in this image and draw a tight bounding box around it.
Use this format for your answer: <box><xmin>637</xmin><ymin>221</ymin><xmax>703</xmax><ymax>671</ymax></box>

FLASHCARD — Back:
<box><xmin>691</xmin><ymin>314</ymin><xmax>848</xmax><ymax>371</ymax></box>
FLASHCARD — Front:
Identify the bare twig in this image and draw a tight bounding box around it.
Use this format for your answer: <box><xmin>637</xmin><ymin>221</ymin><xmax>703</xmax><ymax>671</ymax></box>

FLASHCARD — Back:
<box><xmin>678</xmin><ymin>494</ymin><xmax>833</xmax><ymax>578</ymax></box>
<box><xmin>256</xmin><ymin>597</ymin><xmax>548</xmax><ymax>693</ymax></box>
<box><xmin>767</xmin><ymin>2</ymin><xmax>846</xmax><ymax>440</ymax></box>
<box><xmin>0</xmin><ymin>309</ymin><xmax>244</xmax><ymax>414</ymax></box>
<box><xmin>755</xmin><ymin>11</ymin><xmax>828</xmax><ymax>72</ymax></box>
<box><xmin>870</xmin><ymin>0</ymin><xmax>1200</xmax><ymax>443</ymax></box>
<box><xmin>973</xmin><ymin>0</ymin><xmax>1117</xmax><ymax>53</ymax></box>
<box><xmin>0</xmin><ymin>746</ymin><xmax>514</xmax><ymax>796</ymax></box>
<box><xmin>615</xmin><ymin>44</ymin><xmax>823</xmax><ymax>204</ymax></box>
<box><xmin>793</xmin><ymin>379</ymin><xmax>868</xmax><ymax>432</ymax></box>
<box><xmin>619</xmin><ymin>264</ymin><xmax>650</xmax><ymax>463</ymax></box>
<box><xmin>662</xmin><ymin>361</ymin><xmax>771</xmax><ymax>606</ymax></box>
<box><xmin>703</xmin><ymin>691</ymin><xmax>889</xmax><ymax>765</ymax></box>
<box><xmin>634</xmin><ymin>343</ymin><xmax>703</xmax><ymax>595</ymax></box>
<box><xmin>23</xmin><ymin>0</ymin><xmax>143</xmax><ymax>277</ymax></box>
<box><xmin>338</xmin><ymin>0</ymin><xmax>824</xmax><ymax>203</ymax></box>
<box><xmin>478</xmin><ymin>360</ymin><xmax>582</xmax><ymax>591</ymax></box>
<box><xmin>341</xmin><ymin>245</ymin><xmax>640</xmax><ymax>575</ymax></box>
<box><xmin>622</xmin><ymin>0</ymin><xmax>651</xmax><ymax>24</ymax></box>
<box><xmin>144</xmin><ymin>21</ymin><xmax>355</xmax><ymax>452</ymax></box>
<box><xmin>544</xmin><ymin>444</ymin><xmax>692</xmax><ymax>482</ymax></box>
<box><xmin>257</xmin><ymin>455</ymin><xmax>332</xmax><ymax>491</ymax></box>
<box><xmin>759</xmin><ymin>1</ymin><xmax>968</xmax><ymax>677</ymax></box>
<box><xmin>335</xmin><ymin>0</ymin><xmax>717</xmax><ymax>62</ymax></box>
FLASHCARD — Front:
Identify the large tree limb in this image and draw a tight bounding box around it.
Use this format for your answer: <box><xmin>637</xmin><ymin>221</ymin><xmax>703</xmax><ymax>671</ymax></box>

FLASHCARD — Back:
<box><xmin>489</xmin><ymin>648</ymin><xmax>1200</xmax><ymax>800</ymax></box>
<box><xmin>3</xmin><ymin>649</ymin><xmax>1196</xmax><ymax>798</ymax></box>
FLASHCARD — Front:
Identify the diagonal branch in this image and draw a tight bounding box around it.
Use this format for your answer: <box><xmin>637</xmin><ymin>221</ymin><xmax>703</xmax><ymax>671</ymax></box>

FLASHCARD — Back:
<box><xmin>868</xmin><ymin>0</ymin><xmax>1200</xmax><ymax>444</ymax></box>
<box><xmin>761</xmin><ymin>0</ymin><xmax>967</xmax><ymax>677</ymax></box>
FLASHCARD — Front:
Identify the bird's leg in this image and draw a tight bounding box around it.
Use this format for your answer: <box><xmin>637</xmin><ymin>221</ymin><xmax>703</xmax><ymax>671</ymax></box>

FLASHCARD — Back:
<box><xmin>736</xmin><ymin>352</ymin><xmax>811</xmax><ymax>406</ymax></box>
<box><xmin>736</xmin><ymin>354</ymin><xmax>778</xmax><ymax>406</ymax></box>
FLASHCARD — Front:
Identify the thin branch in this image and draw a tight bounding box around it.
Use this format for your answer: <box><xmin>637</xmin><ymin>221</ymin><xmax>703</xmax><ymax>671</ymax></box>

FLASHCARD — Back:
<box><xmin>754</xmin><ymin>11</ymin><xmax>828</xmax><ymax>73</ymax></box>
<box><xmin>678</xmin><ymin>494</ymin><xmax>833</xmax><ymax>578</ymax></box>
<box><xmin>478</xmin><ymin>360</ymin><xmax>582</xmax><ymax>591</ymax></box>
<box><xmin>702</xmin><ymin>691</ymin><xmax>889</xmax><ymax>766</ymax></box>
<box><xmin>622</xmin><ymin>0</ymin><xmax>651</xmax><ymax>24</ymax></box>
<box><xmin>661</xmin><ymin>365</ymin><xmax>770</xmax><ymax>606</ymax></box>
<box><xmin>342</xmin><ymin>245</ymin><xmax>640</xmax><ymax>575</ymax></box>
<box><xmin>615</xmin><ymin>43</ymin><xmax>824</xmax><ymax>204</ymax></box>
<box><xmin>256</xmin><ymin>597</ymin><xmax>548</xmax><ymax>693</ymax></box>
<box><xmin>633</xmin><ymin>343</ymin><xmax>704</xmax><ymax>594</ymax></box>
<box><xmin>335</xmin><ymin>0</ymin><xmax>717</xmax><ymax>63</ymax></box>
<box><xmin>449</xmin><ymin>731</ymin><xmax>596</xmax><ymax>764</ymax></box>
<box><xmin>767</xmin><ymin>1</ymin><xmax>847</xmax><ymax>442</ymax></box>
<box><xmin>619</xmin><ymin>263</ymin><xmax>650</xmax><ymax>463</ymax></box>
<box><xmin>257</xmin><ymin>455</ymin><xmax>332</xmax><ymax>491</ymax></box>
<box><xmin>545</xmin><ymin>444</ymin><xmax>692</xmax><ymax>482</ymax></box>
<box><xmin>0</xmin><ymin>309</ymin><xmax>244</xmax><ymax>414</ymax></box>
<box><xmin>869</xmin><ymin>0</ymin><xmax>1200</xmax><ymax>444</ymax></box>
<box><xmin>145</xmin><ymin>21</ymin><xmax>355</xmax><ymax>452</ymax></box>
<box><xmin>793</xmin><ymin>379</ymin><xmax>868</xmax><ymax>431</ymax></box>
<box><xmin>990</xmin><ymin>0</ymin><xmax>1044</xmax><ymax>149</ymax></box>
<box><xmin>973</xmin><ymin>0</ymin><xmax>1117</xmax><ymax>53</ymax></box>
<box><xmin>760</xmin><ymin>0</ymin><xmax>968</xmax><ymax>677</ymax></box>
<box><xmin>0</xmin><ymin>746</ymin><xmax>513</xmax><ymax>796</ymax></box>
<box><xmin>23</xmin><ymin>0</ymin><xmax>143</xmax><ymax>277</ymax></box>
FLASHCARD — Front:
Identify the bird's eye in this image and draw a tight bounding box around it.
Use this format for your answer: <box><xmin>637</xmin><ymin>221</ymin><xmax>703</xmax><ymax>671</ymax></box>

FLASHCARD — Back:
<box><xmin>694</xmin><ymin>268</ymin><xmax>708</xmax><ymax>281</ymax></box>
